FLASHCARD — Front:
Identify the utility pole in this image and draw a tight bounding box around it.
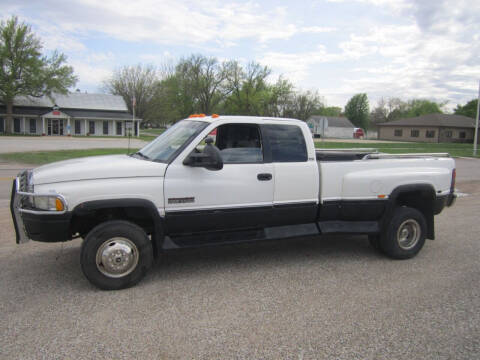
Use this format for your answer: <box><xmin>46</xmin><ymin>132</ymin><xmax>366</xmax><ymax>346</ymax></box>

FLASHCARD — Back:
<box><xmin>474</xmin><ymin>80</ymin><xmax>480</xmax><ymax>156</ymax></box>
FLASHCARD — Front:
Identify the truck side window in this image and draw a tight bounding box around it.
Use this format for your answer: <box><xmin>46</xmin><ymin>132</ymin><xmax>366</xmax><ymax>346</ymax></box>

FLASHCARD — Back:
<box><xmin>264</xmin><ymin>124</ymin><xmax>308</xmax><ymax>162</ymax></box>
<box><xmin>215</xmin><ymin>124</ymin><xmax>263</xmax><ymax>163</ymax></box>
<box><xmin>195</xmin><ymin>124</ymin><xmax>264</xmax><ymax>163</ymax></box>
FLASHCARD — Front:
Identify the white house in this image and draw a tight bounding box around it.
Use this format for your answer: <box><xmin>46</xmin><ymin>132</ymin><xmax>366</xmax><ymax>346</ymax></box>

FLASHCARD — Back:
<box><xmin>0</xmin><ymin>93</ymin><xmax>141</xmax><ymax>137</ymax></box>
<box><xmin>307</xmin><ymin>116</ymin><xmax>355</xmax><ymax>139</ymax></box>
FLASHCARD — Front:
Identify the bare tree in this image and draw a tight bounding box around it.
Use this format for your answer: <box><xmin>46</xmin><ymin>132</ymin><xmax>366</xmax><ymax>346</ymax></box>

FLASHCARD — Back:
<box><xmin>102</xmin><ymin>64</ymin><xmax>158</xmax><ymax>120</ymax></box>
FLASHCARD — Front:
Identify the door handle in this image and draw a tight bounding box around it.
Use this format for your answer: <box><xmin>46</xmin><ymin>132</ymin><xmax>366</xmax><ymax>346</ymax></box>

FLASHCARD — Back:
<box><xmin>257</xmin><ymin>173</ymin><xmax>272</xmax><ymax>181</ymax></box>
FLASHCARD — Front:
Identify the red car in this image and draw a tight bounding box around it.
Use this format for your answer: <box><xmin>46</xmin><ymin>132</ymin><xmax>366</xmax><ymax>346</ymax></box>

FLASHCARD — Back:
<box><xmin>353</xmin><ymin>128</ymin><xmax>365</xmax><ymax>139</ymax></box>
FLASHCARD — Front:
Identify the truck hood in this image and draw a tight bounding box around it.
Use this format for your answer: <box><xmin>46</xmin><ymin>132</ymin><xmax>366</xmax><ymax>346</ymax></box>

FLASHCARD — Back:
<box><xmin>32</xmin><ymin>155</ymin><xmax>167</xmax><ymax>185</ymax></box>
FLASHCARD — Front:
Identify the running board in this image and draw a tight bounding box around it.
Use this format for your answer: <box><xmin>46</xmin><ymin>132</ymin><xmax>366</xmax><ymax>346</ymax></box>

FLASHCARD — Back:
<box><xmin>318</xmin><ymin>221</ymin><xmax>379</xmax><ymax>234</ymax></box>
<box><xmin>163</xmin><ymin>223</ymin><xmax>320</xmax><ymax>249</ymax></box>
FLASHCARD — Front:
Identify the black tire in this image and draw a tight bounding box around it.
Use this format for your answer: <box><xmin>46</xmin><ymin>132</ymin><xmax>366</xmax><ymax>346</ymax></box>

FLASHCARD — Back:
<box><xmin>368</xmin><ymin>234</ymin><xmax>382</xmax><ymax>252</ymax></box>
<box><xmin>380</xmin><ymin>206</ymin><xmax>427</xmax><ymax>260</ymax></box>
<box><xmin>81</xmin><ymin>220</ymin><xmax>153</xmax><ymax>290</ymax></box>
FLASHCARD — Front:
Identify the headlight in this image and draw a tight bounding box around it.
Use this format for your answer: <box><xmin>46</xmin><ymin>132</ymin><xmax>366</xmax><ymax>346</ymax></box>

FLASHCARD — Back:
<box><xmin>33</xmin><ymin>196</ymin><xmax>65</xmax><ymax>211</ymax></box>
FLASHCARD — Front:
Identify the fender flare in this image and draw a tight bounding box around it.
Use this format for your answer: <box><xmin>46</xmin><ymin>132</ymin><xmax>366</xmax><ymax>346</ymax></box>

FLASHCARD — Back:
<box><xmin>384</xmin><ymin>184</ymin><xmax>436</xmax><ymax>240</ymax></box>
<box><xmin>73</xmin><ymin>198</ymin><xmax>164</xmax><ymax>256</ymax></box>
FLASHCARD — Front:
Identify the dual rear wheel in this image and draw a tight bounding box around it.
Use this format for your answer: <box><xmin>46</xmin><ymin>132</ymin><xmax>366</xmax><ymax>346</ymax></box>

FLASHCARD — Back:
<box><xmin>369</xmin><ymin>206</ymin><xmax>427</xmax><ymax>259</ymax></box>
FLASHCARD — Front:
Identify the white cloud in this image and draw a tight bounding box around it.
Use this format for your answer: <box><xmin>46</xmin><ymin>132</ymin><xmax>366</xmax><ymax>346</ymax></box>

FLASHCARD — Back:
<box><xmin>70</xmin><ymin>60</ymin><xmax>112</xmax><ymax>90</ymax></box>
<box><xmin>11</xmin><ymin>0</ymin><xmax>328</xmax><ymax>48</ymax></box>
<box><xmin>262</xmin><ymin>0</ymin><xmax>480</xmax><ymax>108</ymax></box>
<box><xmin>259</xmin><ymin>45</ymin><xmax>343</xmax><ymax>85</ymax></box>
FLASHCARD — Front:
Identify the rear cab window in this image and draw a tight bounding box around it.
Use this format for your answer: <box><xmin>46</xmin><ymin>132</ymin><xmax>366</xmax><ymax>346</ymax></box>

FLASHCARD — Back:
<box><xmin>262</xmin><ymin>124</ymin><xmax>308</xmax><ymax>162</ymax></box>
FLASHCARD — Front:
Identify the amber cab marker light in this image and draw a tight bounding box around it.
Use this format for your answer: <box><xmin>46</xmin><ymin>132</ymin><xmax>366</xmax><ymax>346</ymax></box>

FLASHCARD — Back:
<box><xmin>211</xmin><ymin>114</ymin><xmax>219</xmax><ymax>118</ymax></box>
<box><xmin>55</xmin><ymin>198</ymin><xmax>64</xmax><ymax>211</ymax></box>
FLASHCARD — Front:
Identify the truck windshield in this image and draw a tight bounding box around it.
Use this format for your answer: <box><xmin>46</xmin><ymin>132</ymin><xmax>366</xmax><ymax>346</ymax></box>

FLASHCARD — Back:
<box><xmin>138</xmin><ymin>120</ymin><xmax>208</xmax><ymax>163</ymax></box>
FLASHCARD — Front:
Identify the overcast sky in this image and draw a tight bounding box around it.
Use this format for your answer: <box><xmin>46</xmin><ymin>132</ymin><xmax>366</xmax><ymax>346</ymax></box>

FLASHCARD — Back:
<box><xmin>2</xmin><ymin>0</ymin><xmax>479</xmax><ymax>110</ymax></box>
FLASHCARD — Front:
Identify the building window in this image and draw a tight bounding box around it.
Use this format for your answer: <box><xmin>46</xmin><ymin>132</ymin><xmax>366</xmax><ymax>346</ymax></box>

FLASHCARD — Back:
<box><xmin>411</xmin><ymin>129</ymin><xmax>419</xmax><ymax>137</ymax></box>
<box><xmin>29</xmin><ymin>119</ymin><xmax>36</xmax><ymax>134</ymax></box>
<box><xmin>89</xmin><ymin>121</ymin><xmax>95</xmax><ymax>135</ymax></box>
<box><xmin>103</xmin><ymin>121</ymin><xmax>109</xmax><ymax>135</ymax></box>
<box><xmin>116</xmin><ymin>121</ymin><xmax>122</xmax><ymax>135</ymax></box>
<box><xmin>394</xmin><ymin>129</ymin><xmax>403</xmax><ymax>137</ymax></box>
<box><xmin>459</xmin><ymin>131</ymin><xmax>466</xmax><ymax>139</ymax></box>
<box><xmin>0</xmin><ymin>118</ymin><xmax>4</xmax><ymax>133</ymax></box>
<box><xmin>445</xmin><ymin>130</ymin><xmax>452</xmax><ymax>138</ymax></box>
<box><xmin>75</xmin><ymin>120</ymin><xmax>81</xmax><ymax>135</ymax></box>
<box><xmin>14</xmin><ymin>118</ymin><xmax>21</xmax><ymax>133</ymax></box>
<box><xmin>426</xmin><ymin>130</ymin><xmax>435</xmax><ymax>138</ymax></box>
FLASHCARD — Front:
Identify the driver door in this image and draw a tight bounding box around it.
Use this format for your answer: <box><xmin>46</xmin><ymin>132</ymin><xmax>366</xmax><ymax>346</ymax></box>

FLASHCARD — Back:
<box><xmin>164</xmin><ymin>123</ymin><xmax>274</xmax><ymax>235</ymax></box>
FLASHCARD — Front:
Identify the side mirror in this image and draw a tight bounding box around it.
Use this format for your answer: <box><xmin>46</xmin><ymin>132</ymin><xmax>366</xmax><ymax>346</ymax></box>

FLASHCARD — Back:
<box><xmin>183</xmin><ymin>141</ymin><xmax>223</xmax><ymax>170</ymax></box>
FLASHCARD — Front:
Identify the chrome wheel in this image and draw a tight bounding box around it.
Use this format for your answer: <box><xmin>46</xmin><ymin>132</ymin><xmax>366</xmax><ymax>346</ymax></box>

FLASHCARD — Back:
<box><xmin>95</xmin><ymin>237</ymin><xmax>139</xmax><ymax>278</ymax></box>
<box><xmin>396</xmin><ymin>219</ymin><xmax>421</xmax><ymax>250</ymax></box>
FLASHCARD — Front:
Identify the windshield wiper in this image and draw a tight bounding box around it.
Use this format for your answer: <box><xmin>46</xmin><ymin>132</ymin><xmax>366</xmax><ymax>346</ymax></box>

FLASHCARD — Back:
<box><xmin>133</xmin><ymin>151</ymin><xmax>151</xmax><ymax>160</ymax></box>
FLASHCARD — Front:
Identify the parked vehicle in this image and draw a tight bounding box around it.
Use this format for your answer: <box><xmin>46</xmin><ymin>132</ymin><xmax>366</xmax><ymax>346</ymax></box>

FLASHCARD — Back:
<box><xmin>353</xmin><ymin>128</ymin><xmax>365</xmax><ymax>139</ymax></box>
<box><xmin>11</xmin><ymin>115</ymin><xmax>457</xmax><ymax>290</ymax></box>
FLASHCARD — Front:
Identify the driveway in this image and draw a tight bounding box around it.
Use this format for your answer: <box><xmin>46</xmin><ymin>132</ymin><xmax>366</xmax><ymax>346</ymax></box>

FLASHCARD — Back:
<box><xmin>0</xmin><ymin>136</ymin><xmax>149</xmax><ymax>154</ymax></box>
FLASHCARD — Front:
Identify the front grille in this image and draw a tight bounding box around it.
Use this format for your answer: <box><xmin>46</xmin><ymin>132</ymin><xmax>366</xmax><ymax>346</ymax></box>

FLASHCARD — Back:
<box><xmin>18</xmin><ymin>170</ymin><xmax>28</xmax><ymax>192</ymax></box>
<box><xmin>17</xmin><ymin>170</ymin><xmax>33</xmax><ymax>209</ymax></box>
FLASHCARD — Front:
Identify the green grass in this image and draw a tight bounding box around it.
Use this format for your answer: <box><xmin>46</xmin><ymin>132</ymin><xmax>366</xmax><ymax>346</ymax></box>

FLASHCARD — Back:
<box><xmin>71</xmin><ymin>134</ymin><xmax>156</xmax><ymax>142</ymax></box>
<box><xmin>0</xmin><ymin>148</ymin><xmax>140</xmax><ymax>165</ymax></box>
<box><xmin>141</xmin><ymin>128</ymin><xmax>165</xmax><ymax>136</ymax></box>
<box><xmin>314</xmin><ymin>141</ymin><xmax>479</xmax><ymax>158</ymax></box>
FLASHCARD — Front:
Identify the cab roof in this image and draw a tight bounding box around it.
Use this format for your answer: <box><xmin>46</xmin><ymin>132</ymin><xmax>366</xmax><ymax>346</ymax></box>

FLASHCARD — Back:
<box><xmin>184</xmin><ymin>115</ymin><xmax>304</xmax><ymax>124</ymax></box>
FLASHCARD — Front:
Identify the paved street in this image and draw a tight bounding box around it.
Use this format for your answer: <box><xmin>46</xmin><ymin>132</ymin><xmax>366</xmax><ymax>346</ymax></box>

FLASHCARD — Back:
<box><xmin>0</xmin><ymin>136</ymin><xmax>148</xmax><ymax>153</ymax></box>
<box><xmin>0</xmin><ymin>159</ymin><xmax>479</xmax><ymax>359</ymax></box>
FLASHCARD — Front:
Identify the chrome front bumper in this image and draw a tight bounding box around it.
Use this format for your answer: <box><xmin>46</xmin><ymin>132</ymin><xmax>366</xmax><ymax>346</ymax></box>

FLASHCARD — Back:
<box><xmin>10</xmin><ymin>178</ymin><xmax>30</xmax><ymax>244</ymax></box>
<box><xmin>10</xmin><ymin>173</ymin><xmax>69</xmax><ymax>244</ymax></box>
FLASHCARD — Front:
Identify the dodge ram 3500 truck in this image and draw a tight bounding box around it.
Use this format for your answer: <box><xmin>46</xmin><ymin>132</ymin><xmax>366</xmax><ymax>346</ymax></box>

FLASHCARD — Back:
<box><xmin>11</xmin><ymin>115</ymin><xmax>457</xmax><ymax>290</ymax></box>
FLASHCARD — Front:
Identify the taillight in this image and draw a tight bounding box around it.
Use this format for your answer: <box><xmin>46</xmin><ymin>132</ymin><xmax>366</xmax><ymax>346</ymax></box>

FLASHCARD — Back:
<box><xmin>450</xmin><ymin>168</ymin><xmax>456</xmax><ymax>193</ymax></box>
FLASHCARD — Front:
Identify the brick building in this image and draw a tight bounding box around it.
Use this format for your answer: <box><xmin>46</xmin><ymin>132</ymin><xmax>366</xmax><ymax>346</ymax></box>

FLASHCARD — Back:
<box><xmin>377</xmin><ymin>114</ymin><xmax>476</xmax><ymax>143</ymax></box>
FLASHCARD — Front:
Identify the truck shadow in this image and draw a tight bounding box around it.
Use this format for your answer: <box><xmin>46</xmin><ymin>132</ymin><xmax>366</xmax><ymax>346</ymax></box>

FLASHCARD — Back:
<box><xmin>8</xmin><ymin>234</ymin><xmax>382</xmax><ymax>292</ymax></box>
<box><xmin>146</xmin><ymin>234</ymin><xmax>382</xmax><ymax>283</ymax></box>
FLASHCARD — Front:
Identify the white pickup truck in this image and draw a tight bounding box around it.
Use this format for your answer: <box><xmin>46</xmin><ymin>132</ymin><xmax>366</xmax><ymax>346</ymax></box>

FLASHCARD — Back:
<box><xmin>11</xmin><ymin>115</ymin><xmax>457</xmax><ymax>290</ymax></box>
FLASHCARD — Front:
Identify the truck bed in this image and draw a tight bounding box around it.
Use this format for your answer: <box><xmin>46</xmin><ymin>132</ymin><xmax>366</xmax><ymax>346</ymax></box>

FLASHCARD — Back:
<box><xmin>315</xmin><ymin>149</ymin><xmax>377</xmax><ymax>161</ymax></box>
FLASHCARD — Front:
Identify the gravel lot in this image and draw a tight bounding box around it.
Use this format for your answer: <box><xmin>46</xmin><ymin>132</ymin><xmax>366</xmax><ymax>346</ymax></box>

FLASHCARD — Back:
<box><xmin>0</xmin><ymin>136</ymin><xmax>148</xmax><ymax>153</ymax></box>
<box><xmin>0</xmin><ymin>159</ymin><xmax>479</xmax><ymax>359</ymax></box>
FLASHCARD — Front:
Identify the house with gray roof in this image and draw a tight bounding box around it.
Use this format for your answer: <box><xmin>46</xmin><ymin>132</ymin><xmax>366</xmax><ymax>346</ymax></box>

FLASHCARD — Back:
<box><xmin>377</xmin><ymin>114</ymin><xmax>476</xmax><ymax>143</ymax></box>
<box><xmin>0</xmin><ymin>92</ymin><xmax>141</xmax><ymax>137</ymax></box>
<box><xmin>307</xmin><ymin>116</ymin><xmax>355</xmax><ymax>139</ymax></box>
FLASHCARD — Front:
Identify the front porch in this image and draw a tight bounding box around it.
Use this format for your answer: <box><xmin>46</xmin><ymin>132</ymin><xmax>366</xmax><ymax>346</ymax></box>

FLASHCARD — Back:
<box><xmin>0</xmin><ymin>116</ymin><xmax>140</xmax><ymax>137</ymax></box>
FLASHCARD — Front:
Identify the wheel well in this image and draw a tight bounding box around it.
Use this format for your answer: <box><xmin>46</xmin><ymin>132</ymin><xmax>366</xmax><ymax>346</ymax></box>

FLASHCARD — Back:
<box><xmin>71</xmin><ymin>199</ymin><xmax>164</xmax><ymax>257</ymax></box>
<box><xmin>391</xmin><ymin>188</ymin><xmax>435</xmax><ymax>239</ymax></box>
<box><xmin>71</xmin><ymin>206</ymin><xmax>155</xmax><ymax>238</ymax></box>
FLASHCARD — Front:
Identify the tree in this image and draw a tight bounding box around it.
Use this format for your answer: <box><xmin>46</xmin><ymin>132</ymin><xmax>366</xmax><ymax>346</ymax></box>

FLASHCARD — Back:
<box><xmin>282</xmin><ymin>90</ymin><xmax>323</xmax><ymax>120</ymax></box>
<box><xmin>370</xmin><ymin>97</ymin><xmax>445</xmax><ymax>124</ymax></box>
<box><xmin>312</xmin><ymin>106</ymin><xmax>342</xmax><ymax>117</ymax></box>
<box><xmin>404</xmin><ymin>99</ymin><xmax>443</xmax><ymax>118</ymax></box>
<box><xmin>0</xmin><ymin>16</ymin><xmax>77</xmax><ymax>133</ymax></box>
<box><xmin>103</xmin><ymin>64</ymin><xmax>158</xmax><ymax>121</ymax></box>
<box><xmin>261</xmin><ymin>77</ymin><xmax>294</xmax><ymax>117</ymax></box>
<box><xmin>370</xmin><ymin>97</ymin><xmax>388</xmax><ymax>124</ymax></box>
<box><xmin>454</xmin><ymin>99</ymin><xmax>478</xmax><ymax>119</ymax></box>
<box><xmin>175</xmin><ymin>55</ymin><xmax>233</xmax><ymax>115</ymax></box>
<box><xmin>344</xmin><ymin>93</ymin><xmax>370</xmax><ymax>130</ymax></box>
<box><xmin>223</xmin><ymin>61</ymin><xmax>271</xmax><ymax>115</ymax></box>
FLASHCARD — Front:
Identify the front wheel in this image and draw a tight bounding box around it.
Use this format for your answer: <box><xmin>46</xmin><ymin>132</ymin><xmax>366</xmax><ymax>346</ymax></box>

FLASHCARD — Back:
<box><xmin>81</xmin><ymin>220</ymin><xmax>153</xmax><ymax>290</ymax></box>
<box><xmin>380</xmin><ymin>206</ymin><xmax>427</xmax><ymax>259</ymax></box>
